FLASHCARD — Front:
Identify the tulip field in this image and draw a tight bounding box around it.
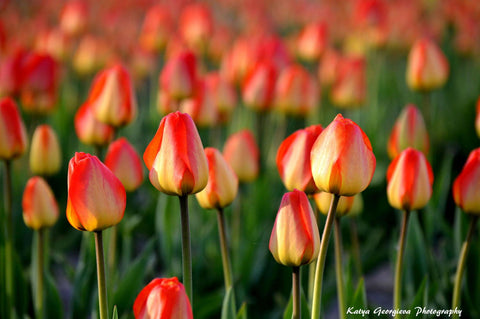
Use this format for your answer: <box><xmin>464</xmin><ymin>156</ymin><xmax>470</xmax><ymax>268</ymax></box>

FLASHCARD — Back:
<box><xmin>2</xmin><ymin>0</ymin><xmax>480</xmax><ymax>318</ymax></box>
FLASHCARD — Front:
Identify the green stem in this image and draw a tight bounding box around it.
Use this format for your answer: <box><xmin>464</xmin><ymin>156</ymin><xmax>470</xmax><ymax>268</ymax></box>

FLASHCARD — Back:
<box><xmin>35</xmin><ymin>229</ymin><xmax>45</xmax><ymax>319</ymax></box>
<box><xmin>334</xmin><ymin>217</ymin><xmax>346</xmax><ymax>319</ymax></box>
<box><xmin>452</xmin><ymin>215</ymin><xmax>478</xmax><ymax>318</ymax></box>
<box><xmin>292</xmin><ymin>266</ymin><xmax>301</xmax><ymax>319</ymax></box>
<box><xmin>216</xmin><ymin>208</ymin><xmax>234</xmax><ymax>291</ymax></box>
<box><xmin>311</xmin><ymin>194</ymin><xmax>340</xmax><ymax>319</ymax></box>
<box><xmin>95</xmin><ymin>231</ymin><xmax>108</xmax><ymax>319</ymax></box>
<box><xmin>308</xmin><ymin>199</ymin><xmax>320</xmax><ymax>305</ymax></box>
<box><xmin>4</xmin><ymin>160</ymin><xmax>14</xmax><ymax>319</ymax></box>
<box><xmin>179</xmin><ymin>195</ymin><xmax>193</xmax><ymax>304</ymax></box>
<box><xmin>350</xmin><ymin>217</ymin><xmax>363</xmax><ymax>279</ymax></box>
<box><xmin>394</xmin><ymin>210</ymin><xmax>410</xmax><ymax>312</ymax></box>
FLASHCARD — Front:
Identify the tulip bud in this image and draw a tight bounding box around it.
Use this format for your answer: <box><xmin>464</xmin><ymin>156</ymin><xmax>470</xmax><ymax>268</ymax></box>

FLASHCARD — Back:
<box><xmin>223</xmin><ymin>129</ymin><xmax>260</xmax><ymax>183</ymax></box>
<box><xmin>105</xmin><ymin>138</ymin><xmax>144</xmax><ymax>192</ymax></box>
<box><xmin>242</xmin><ymin>61</ymin><xmax>277</xmax><ymax>112</ymax></box>
<box><xmin>296</xmin><ymin>22</ymin><xmax>328</xmax><ymax>62</ymax></box>
<box><xmin>30</xmin><ymin>125</ymin><xmax>62</xmax><ymax>176</ymax></box>
<box><xmin>317</xmin><ymin>48</ymin><xmax>341</xmax><ymax>88</ymax></box>
<box><xmin>87</xmin><ymin>63</ymin><xmax>137</xmax><ymax>127</ymax></box>
<box><xmin>313</xmin><ymin>192</ymin><xmax>356</xmax><ymax>217</ymax></box>
<box><xmin>406</xmin><ymin>37</ymin><xmax>449</xmax><ymax>91</ymax></box>
<box><xmin>73</xmin><ymin>35</ymin><xmax>111</xmax><ymax>76</ymax></box>
<box><xmin>220</xmin><ymin>37</ymin><xmax>260</xmax><ymax>86</ymax></box>
<box><xmin>453</xmin><ymin>148</ymin><xmax>480</xmax><ymax>214</ymax></box>
<box><xmin>35</xmin><ymin>28</ymin><xmax>71</xmax><ymax>62</ymax></box>
<box><xmin>0</xmin><ymin>48</ymin><xmax>28</xmax><ymax>97</ymax></box>
<box><xmin>60</xmin><ymin>0</ymin><xmax>88</xmax><ymax>37</ymax></box>
<box><xmin>269</xmin><ymin>189</ymin><xmax>320</xmax><ymax>267</ymax></box>
<box><xmin>179</xmin><ymin>3</ymin><xmax>213</xmax><ymax>53</ymax></box>
<box><xmin>196</xmin><ymin>147</ymin><xmax>238</xmax><ymax>209</ymax></box>
<box><xmin>311</xmin><ymin>114</ymin><xmax>376</xmax><ymax>196</ymax></box>
<box><xmin>143</xmin><ymin>112</ymin><xmax>208</xmax><ymax>196</ymax></box>
<box><xmin>139</xmin><ymin>5</ymin><xmax>173</xmax><ymax>53</ymax></box>
<box><xmin>22</xmin><ymin>177</ymin><xmax>59</xmax><ymax>230</ymax></box>
<box><xmin>276</xmin><ymin>125</ymin><xmax>323</xmax><ymax>194</ymax></box>
<box><xmin>160</xmin><ymin>50</ymin><xmax>198</xmax><ymax>102</ymax></box>
<box><xmin>204</xmin><ymin>72</ymin><xmax>236</xmax><ymax>124</ymax></box>
<box><xmin>475</xmin><ymin>97</ymin><xmax>480</xmax><ymax>139</ymax></box>
<box><xmin>179</xmin><ymin>79</ymin><xmax>218</xmax><ymax>127</ymax></box>
<box><xmin>387</xmin><ymin>104</ymin><xmax>429</xmax><ymax>159</ymax></box>
<box><xmin>330</xmin><ymin>56</ymin><xmax>366</xmax><ymax>109</ymax></box>
<box><xmin>67</xmin><ymin>152</ymin><xmax>126</xmax><ymax>232</ymax></box>
<box><xmin>386</xmin><ymin>148</ymin><xmax>433</xmax><ymax>211</ymax></box>
<box><xmin>74</xmin><ymin>102</ymin><xmax>115</xmax><ymax>147</ymax></box>
<box><xmin>0</xmin><ymin>97</ymin><xmax>28</xmax><ymax>160</ymax></box>
<box><xmin>133</xmin><ymin>277</ymin><xmax>193</xmax><ymax>319</ymax></box>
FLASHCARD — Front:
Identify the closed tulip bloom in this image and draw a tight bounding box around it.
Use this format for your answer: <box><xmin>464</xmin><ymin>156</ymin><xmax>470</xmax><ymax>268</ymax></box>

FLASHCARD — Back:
<box><xmin>276</xmin><ymin>125</ymin><xmax>323</xmax><ymax>194</ymax></box>
<box><xmin>105</xmin><ymin>138</ymin><xmax>144</xmax><ymax>192</ymax></box>
<box><xmin>475</xmin><ymin>97</ymin><xmax>480</xmax><ymax>139</ymax></box>
<box><xmin>453</xmin><ymin>148</ymin><xmax>480</xmax><ymax>214</ymax></box>
<box><xmin>296</xmin><ymin>22</ymin><xmax>328</xmax><ymax>62</ymax></box>
<box><xmin>66</xmin><ymin>152</ymin><xmax>126</xmax><ymax>232</ymax></box>
<box><xmin>330</xmin><ymin>56</ymin><xmax>366</xmax><ymax>109</ymax></box>
<box><xmin>30</xmin><ymin>125</ymin><xmax>62</xmax><ymax>176</ymax></box>
<box><xmin>133</xmin><ymin>277</ymin><xmax>193</xmax><ymax>319</ymax></box>
<box><xmin>22</xmin><ymin>177</ymin><xmax>59</xmax><ymax>230</ymax></box>
<box><xmin>387</xmin><ymin>104</ymin><xmax>429</xmax><ymax>159</ymax></box>
<box><xmin>204</xmin><ymin>72</ymin><xmax>236</xmax><ymax>124</ymax></box>
<box><xmin>139</xmin><ymin>5</ymin><xmax>173</xmax><ymax>53</ymax></box>
<box><xmin>74</xmin><ymin>102</ymin><xmax>114</xmax><ymax>147</ymax></box>
<box><xmin>179</xmin><ymin>79</ymin><xmax>218</xmax><ymax>127</ymax></box>
<box><xmin>73</xmin><ymin>35</ymin><xmax>111</xmax><ymax>76</ymax></box>
<box><xmin>60</xmin><ymin>0</ymin><xmax>88</xmax><ymax>37</ymax></box>
<box><xmin>160</xmin><ymin>50</ymin><xmax>198</xmax><ymax>102</ymax></box>
<box><xmin>269</xmin><ymin>189</ymin><xmax>320</xmax><ymax>267</ymax></box>
<box><xmin>313</xmin><ymin>192</ymin><xmax>356</xmax><ymax>217</ymax></box>
<box><xmin>223</xmin><ymin>130</ymin><xmax>260</xmax><ymax>183</ymax></box>
<box><xmin>0</xmin><ymin>97</ymin><xmax>28</xmax><ymax>160</ymax></box>
<box><xmin>196</xmin><ymin>147</ymin><xmax>238</xmax><ymax>209</ymax></box>
<box><xmin>242</xmin><ymin>61</ymin><xmax>277</xmax><ymax>112</ymax></box>
<box><xmin>87</xmin><ymin>63</ymin><xmax>137</xmax><ymax>127</ymax></box>
<box><xmin>317</xmin><ymin>48</ymin><xmax>341</xmax><ymax>88</ymax></box>
<box><xmin>311</xmin><ymin>114</ymin><xmax>376</xmax><ymax>196</ymax></box>
<box><xmin>406</xmin><ymin>37</ymin><xmax>449</xmax><ymax>91</ymax></box>
<box><xmin>143</xmin><ymin>112</ymin><xmax>208</xmax><ymax>196</ymax></box>
<box><xmin>387</xmin><ymin>148</ymin><xmax>433</xmax><ymax>211</ymax></box>
<box><xmin>179</xmin><ymin>3</ymin><xmax>213</xmax><ymax>53</ymax></box>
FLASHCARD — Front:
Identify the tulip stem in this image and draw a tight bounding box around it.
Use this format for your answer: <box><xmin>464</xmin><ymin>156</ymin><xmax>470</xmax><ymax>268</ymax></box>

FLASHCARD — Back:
<box><xmin>334</xmin><ymin>217</ymin><xmax>346</xmax><ymax>319</ymax></box>
<box><xmin>94</xmin><ymin>231</ymin><xmax>109</xmax><ymax>319</ymax></box>
<box><xmin>3</xmin><ymin>160</ymin><xmax>14</xmax><ymax>319</ymax></box>
<box><xmin>35</xmin><ymin>228</ymin><xmax>45</xmax><ymax>319</ymax></box>
<box><xmin>311</xmin><ymin>194</ymin><xmax>340</xmax><ymax>319</ymax></box>
<box><xmin>394</xmin><ymin>210</ymin><xmax>410</xmax><ymax>312</ymax></box>
<box><xmin>179</xmin><ymin>195</ymin><xmax>193</xmax><ymax>304</ymax></box>
<box><xmin>452</xmin><ymin>215</ymin><xmax>478</xmax><ymax>318</ymax></box>
<box><xmin>216</xmin><ymin>208</ymin><xmax>234</xmax><ymax>292</ymax></box>
<box><xmin>350</xmin><ymin>217</ymin><xmax>363</xmax><ymax>279</ymax></box>
<box><xmin>292</xmin><ymin>266</ymin><xmax>301</xmax><ymax>319</ymax></box>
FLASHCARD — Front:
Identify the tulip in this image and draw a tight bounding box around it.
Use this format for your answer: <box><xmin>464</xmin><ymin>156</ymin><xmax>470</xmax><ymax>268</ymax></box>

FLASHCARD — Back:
<box><xmin>139</xmin><ymin>5</ymin><xmax>173</xmax><ymax>53</ymax></box>
<box><xmin>311</xmin><ymin>114</ymin><xmax>376</xmax><ymax>196</ymax></box>
<box><xmin>179</xmin><ymin>79</ymin><xmax>218</xmax><ymax>128</ymax></box>
<box><xmin>220</xmin><ymin>37</ymin><xmax>260</xmax><ymax>86</ymax></box>
<box><xmin>160</xmin><ymin>50</ymin><xmax>198</xmax><ymax>102</ymax></box>
<box><xmin>133</xmin><ymin>277</ymin><xmax>193</xmax><ymax>319</ymax></box>
<box><xmin>35</xmin><ymin>28</ymin><xmax>71</xmax><ymax>62</ymax></box>
<box><xmin>87</xmin><ymin>63</ymin><xmax>137</xmax><ymax>127</ymax></box>
<box><xmin>276</xmin><ymin>125</ymin><xmax>323</xmax><ymax>194</ymax></box>
<box><xmin>475</xmin><ymin>97</ymin><xmax>480</xmax><ymax>140</ymax></box>
<box><xmin>317</xmin><ymin>48</ymin><xmax>341</xmax><ymax>89</ymax></box>
<box><xmin>313</xmin><ymin>192</ymin><xmax>356</xmax><ymax>217</ymax></box>
<box><xmin>0</xmin><ymin>97</ymin><xmax>28</xmax><ymax>161</ymax></box>
<box><xmin>179</xmin><ymin>3</ymin><xmax>213</xmax><ymax>53</ymax></box>
<box><xmin>29</xmin><ymin>125</ymin><xmax>62</xmax><ymax>176</ymax></box>
<box><xmin>353</xmin><ymin>0</ymin><xmax>388</xmax><ymax>48</ymax></box>
<box><xmin>22</xmin><ymin>177</ymin><xmax>59</xmax><ymax>230</ymax></box>
<box><xmin>406</xmin><ymin>37</ymin><xmax>449</xmax><ymax>92</ymax></box>
<box><xmin>223</xmin><ymin>129</ymin><xmax>260</xmax><ymax>183</ymax></box>
<box><xmin>74</xmin><ymin>102</ymin><xmax>115</xmax><ymax>148</ymax></box>
<box><xmin>296</xmin><ymin>22</ymin><xmax>329</xmax><ymax>62</ymax></box>
<box><xmin>452</xmin><ymin>148</ymin><xmax>480</xmax><ymax>314</ymax></box>
<box><xmin>60</xmin><ymin>0</ymin><xmax>88</xmax><ymax>37</ymax></box>
<box><xmin>387</xmin><ymin>104</ymin><xmax>429</xmax><ymax>159</ymax></box>
<box><xmin>73</xmin><ymin>35</ymin><xmax>111</xmax><ymax>76</ymax></box>
<box><xmin>0</xmin><ymin>48</ymin><xmax>28</xmax><ymax>97</ymax></box>
<box><xmin>242</xmin><ymin>61</ymin><xmax>278</xmax><ymax>112</ymax></box>
<box><xmin>204</xmin><ymin>72</ymin><xmax>237</xmax><ymax>124</ymax></box>
<box><xmin>330</xmin><ymin>56</ymin><xmax>366</xmax><ymax>109</ymax></box>
<box><xmin>386</xmin><ymin>148</ymin><xmax>433</xmax><ymax>211</ymax></box>
<box><xmin>105</xmin><ymin>137</ymin><xmax>144</xmax><ymax>192</ymax></box>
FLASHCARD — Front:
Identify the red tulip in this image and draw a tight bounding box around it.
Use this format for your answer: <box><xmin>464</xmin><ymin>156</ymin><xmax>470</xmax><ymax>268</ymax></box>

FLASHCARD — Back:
<box><xmin>196</xmin><ymin>147</ymin><xmax>238</xmax><ymax>209</ymax></box>
<box><xmin>330</xmin><ymin>56</ymin><xmax>366</xmax><ymax>109</ymax></box>
<box><xmin>143</xmin><ymin>112</ymin><xmax>208</xmax><ymax>196</ymax></box>
<box><xmin>35</xmin><ymin>28</ymin><xmax>71</xmax><ymax>62</ymax></box>
<box><xmin>29</xmin><ymin>125</ymin><xmax>62</xmax><ymax>176</ymax></box>
<box><xmin>139</xmin><ymin>5</ymin><xmax>173</xmax><ymax>53</ymax></box>
<box><xmin>269</xmin><ymin>189</ymin><xmax>320</xmax><ymax>267</ymax></box>
<box><xmin>296</xmin><ymin>22</ymin><xmax>329</xmax><ymax>62</ymax></box>
<box><xmin>179</xmin><ymin>79</ymin><xmax>218</xmax><ymax>127</ymax></box>
<box><xmin>60</xmin><ymin>0</ymin><xmax>88</xmax><ymax>37</ymax></box>
<box><xmin>73</xmin><ymin>35</ymin><xmax>111</xmax><ymax>76</ymax></box>
<box><xmin>223</xmin><ymin>130</ymin><xmax>260</xmax><ymax>183</ymax></box>
<box><xmin>22</xmin><ymin>177</ymin><xmax>59</xmax><ymax>230</ymax></box>
<box><xmin>353</xmin><ymin>0</ymin><xmax>388</xmax><ymax>48</ymax></box>
<box><xmin>204</xmin><ymin>72</ymin><xmax>236</xmax><ymax>124</ymax></box>
<box><xmin>160</xmin><ymin>51</ymin><xmax>198</xmax><ymax>102</ymax></box>
<box><xmin>133</xmin><ymin>277</ymin><xmax>193</xmax><ymax>319</ymax></box>
<box><xmin>387</xmin><ymin>148</ymin><xmax>433</xmax><ymax>211</ymax></box>
<box><xmin>311</xmin><ymin>114</ymin><xmax>376</xmax><ymax>196</ymax></box>
<box><xmin>317</xmin><ymin>48</ymin><xmax>341</xmax><ymax>88</ymax></box>
<box><xmin>87</xmin><ymin>63</ymin><xmax>137</xmax><ymax>127</ymax></box>
<box><xmin>0</xmin><ymin>48</ymin><xmax>27</xmax><ymax>97</ymax></box>
<box><xmin>276</xmin><ymin>125</ymin><xmax>323</xmax><ymax>194</ymax></box>
<box><xmin>66</xmin><ymin>152</ymin><xmax>126</xmax><ymax>232</ymax></box>
<box><xmin>475</xmin><ymin>97</ymin><xmax>480</xmax><ymax>139</ymax></box>
<box><xmin>0</xmin><ymin>97</ymin><xmax>28</xmax><ymax>160</ymax></box>
<box><xmin>179</xmin><ymin>3</ymin><xmax>213</xmax><ymax>53</ymax></box>
<box><xmin>387</xmin><ymin>104</ymin><xmax>429</xmax><ymax>159</ymax></box>
<box><xmin>242</xmin><ymin>61</ymin><xmax>277</xmax><ymax>112</ymax></box>
<box><xmin>220</xmin><ymin>37</ymin><xmax>260</xmax><ymax>86</ymax></box>
<box><xmin>105</xmin><ymin>138</ymin><xmax>144</xmax><ymax>192</ymax></box>
<box><xmin>453</xmin><ymin>148</ymin><xmax>480</xmax><ymax>214</ymax></box>
<box><xmin>74</xmin><ymin>102</ymin><xmax>114</xmax><ymax>147</ymax></box>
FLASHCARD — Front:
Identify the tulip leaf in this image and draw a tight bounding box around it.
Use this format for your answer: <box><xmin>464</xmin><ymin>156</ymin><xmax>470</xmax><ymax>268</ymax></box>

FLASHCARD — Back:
<box><xmin>282</xmin><ymin>286</ymin><xmax>310</xmax><ymax>319</ymax></box>
<box><xmin>45</xmin><ymin>271</ymin><xmax>63</xmax><ymax>319</ymax></box>
<box><xmin>221</xmin><ymin>287</ymin><xmax>236</xmax><ymax>319</ymax></box>
<box><xmin>112</xmin><ymin>305</ymin><xmax>118</xmax><ymax>319</ymax></box>
<box><xmin>236</xmin><ymin>302</ymin><xmax>248</xmax><ymax>319</ymax></box>
<box><xmin>408</xmin><ymin>276</ymin><xmax>428</xmax><ymax>311</ymax></box>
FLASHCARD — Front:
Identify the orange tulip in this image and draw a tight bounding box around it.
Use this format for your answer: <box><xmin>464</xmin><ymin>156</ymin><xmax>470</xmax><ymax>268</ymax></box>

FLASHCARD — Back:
<box><xmin>196</xmin><ymin>147</ymin><xmax>238</xmax><ymax>209</ymax></box>
<box><xmin>269</xmin><ymin>189</ymin><xmax>320</xmax><ymax>267</ymax></box>
<box><xmin>105</xmin><ymin>138</ymin><xmax>144</xmax><ymax>192</ymax></box>
<box><xmin>387</xmin><ymin>104</ymin><xmax>429</xmax><ymax>159</ymax></box>
<box><xmin>220</xmin><ymin>37</ymin><xmax>261</xmax><ymax>86</ymax></box>
<box><xmin>276</xmin><ymin>125</ymin><xmax>323</xmax><ymax>194</ymax></box>
<box><xmin>139</xmin><ymin>5</ymin><xmax>173</xmax><ymax>53</ymax></box>
<box><xmin>179</xmin><ymin>3</ymin><xmax>213</xmax><ymax>53</ymax></box>
<box><xmin>242</xmin><ymin>61</ymin><xmax>278</xmax><ymax>112</ymax></box>
<box><xmin>223</xmin><ymin>129</ymin><xmax>260</xmax><ymax>183</ymax></box>
<box><xmin>133</xmin><ymin>277</ymin><xmax>193</xmax><ymax>319</ymax></box>
<box><xmin>453</xmin><ymin>148</ymin><xmax>480</xmax><ymax>214</ymax></box>
<box><xmin>204</xmin><ymin>72</ymin><xmax>236</xmax><ymax>124</ymax></box>
<box><xmin>406</xmin><ymin>37</ymin><xmax>449</xmax><ymax>91</ymax></box>
<box><xmin>29</xmin><ymin>125</ymin><xmax>62</xmax><ymax>176</ymax></box>
<box><xmin>330</xmin><ymin>56</ymin><xmax>366</xmax><ymax>109</ymax></box>
<box><xmin>313</xmin><ymin>192</ymin><xmax>356</xmax><ymax>217</ymax></box>
<box><xmin>311</xmin><ymin>114</ymin><xmax>376</xmax><ymax>196</ymax></box>
<box><xmin>0</xmin><ymin>97</ymin><xmax>28</xmax><ymax>160</ymax></box>
<box><xmin>60</xmin><ymin>0</ymin><xmax>88</xmax><ymax>37</ymax></box>
<box><xmin>73</xmin><ymin>35</ymin><xmax>111</xmax><ymax>76</ymax></box>
<box><xmin>22</xmin><ymin>177</ymin><xmax>59</xmax><ymax>230</ymax></box>
<box><xmin>317</xmin><ymin>48</ymin><xmax>341</xmax><ymax>88</ymax></box>
<box><xmin>296</xmin><ymin>22</ymin><xmax>328</xmax><ymax>62</ymax></box>
<box><xmin>87</xmin><ymin>63</ymin><xmax>137</xmax><ymax>127</ymax></box>
<box><xmin>143</xmin><ymin>112</ymin><xmax>208</xmax><ymax>196</ymax></box>
<box><xmin>475</xmin><ymin>97</ymin><xmax>480</xmax><ymax>139</ymax></box>
<box><xmin>160</xmin><ymin>51</ymin><xmax>198</xmax><ymax>102</ymax></box>
<box><xmin>74</xmin><ymin>102</ymin><xmax>114</xmax><ymax>147</ymax></box>
<box><xmin>66</xmin><ymin>152</ymin><xmax>126</xmax><ymax>232</ymax></box>
<box><xmin>387</xmin><ymin>148</ymin><xmax>433</xmax><ymax>211</ymax></box>
<box><xmin>179</xmin><ymin>79</ymin><xmax>218</xmax><ymax>127</ymax></box>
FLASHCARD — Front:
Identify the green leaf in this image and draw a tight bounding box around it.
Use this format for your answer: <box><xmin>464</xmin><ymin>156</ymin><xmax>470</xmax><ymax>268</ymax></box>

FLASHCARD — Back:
<box><xmin>236</xmin><ymin>302</ymin><xmax>248</xmax><ymax>319</ymax></box>
<box><xmin>221</xmin><ymin>287</ymin><xmax>236</xmax><ymax>319</ymax></box>
<box><xmin>112</xmin><ymin>305</ymin><xmax>118</xmax><ymax>319</ymax></box>
<box><xmin>282</xmin><ymin>285</ymin><xmax>310</xmax><ymax>319</ymax></box>
<box><xmin>409</xmin><ymin>276</ymin><xmax>428</xmax><ymax>318</ymax></box>
<box><xmin>351</xmin><ymin>278</ymin><xmax>367</xmax><ymax>310</ymax></box>
<box><xmin>45</xmin><ymin>271</ymin><xmax>63</xmax><ymax>319</ymax></box>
